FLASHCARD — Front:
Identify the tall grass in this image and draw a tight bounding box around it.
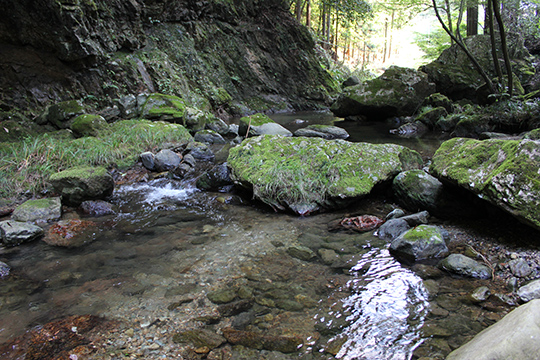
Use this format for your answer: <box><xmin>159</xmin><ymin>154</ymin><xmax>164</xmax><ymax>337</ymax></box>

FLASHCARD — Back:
<box><xmin>0</xmin><ymin>120</ymin><xmax>192</xmax><ymax>199</ymax></box>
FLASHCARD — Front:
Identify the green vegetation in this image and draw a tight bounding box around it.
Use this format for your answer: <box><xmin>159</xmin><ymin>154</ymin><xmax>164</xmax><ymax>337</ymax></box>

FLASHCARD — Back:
<box><xmin>0</xmin><ymin>120</ymin><xmax>192</xmax><ymax>198</ymax></box>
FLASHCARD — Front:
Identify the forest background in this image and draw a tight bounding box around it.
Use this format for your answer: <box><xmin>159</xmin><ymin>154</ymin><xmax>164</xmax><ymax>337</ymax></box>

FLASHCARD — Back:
<box><xmin>290</xmin><ymin>0</ymin><xmax>540</xmax><ymax>78</ymax></box>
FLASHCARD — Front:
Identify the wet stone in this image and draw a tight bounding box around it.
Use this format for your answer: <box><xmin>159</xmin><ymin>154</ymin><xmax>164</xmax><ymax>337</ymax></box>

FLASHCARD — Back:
<box><xmin>318</xmin><ymin>248</ymin><xmax>340</xmax><ymax>265</ymax></box>
<box><xmin>286</xmin><ymin>245</ymin><xmax>316</xmax><ymax>261</ymax></box>
<box><xmin>517</xmin><ymin>279</ymin><xmax>540</xmax><ymax>302</ymax></box>
<box><xmin>376</xmin><ymin>218</ymin><xmax>410</xmax><ymax>241</ymax></box>
<box><xmin>508</xmin><ymin>258</ymin><xmax>532</xmax><ymax>278</ymax></box>
<box><xmin>438</xmin><ymin>254</ymin><xmax>492</xmax><ymax>279</ymax></box>
<box><xmin>79</xmin><ymin>200</ymin><xmax>115</xmax><ymax>217</ymax></box>
<box><xmin>222</xmin><ymin>328</ymin><xmax>302</xmax><ymax>353</ymax></box>
<box><xmin>172</xmin><ymin>329</ymin><xmax>226</xmax><ymax>350</ymax></box>
<box><xmin>0</xmin><ymin>220</ymin><xmax>44</xmax><ymax>246</ymax></box>
<box><xmin>0</xmin><ymin>261</ymin><xmax>10</xmax><ymax>278</ymax></box>
<box><xmin>470</xmin><ymin>286</ymin><xmax>491</xmax><ymax>303</ymax></box>
<box><xmin>207</xmin><ymin>288</ymin><xmax>237</xmax><ymax>304</ymax></box>
<box><xmin>274</xmin><ymin>299</ymin><xmax>304</xmax><ymax>312</ymax></box>
<box><xmin>218</xmin><ymin>299</ymin><xmax>253</xmax><ymax>317</ymax></box>
<box><xmin>43</xmin><ymin>219</ymin><xmax>97</xmax><ymax>248</ymax></box>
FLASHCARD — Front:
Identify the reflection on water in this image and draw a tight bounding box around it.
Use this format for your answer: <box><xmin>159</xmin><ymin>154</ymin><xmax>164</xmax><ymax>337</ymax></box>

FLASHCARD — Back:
<box><xmin>335</xmin><ymin>249</ymin><xmax>428</xmax><ymax>360</ymax></box>
<box><xmin>269</xmin><ymin>110</ymin><xmax>446</xmax><ymax>158</ymax></box>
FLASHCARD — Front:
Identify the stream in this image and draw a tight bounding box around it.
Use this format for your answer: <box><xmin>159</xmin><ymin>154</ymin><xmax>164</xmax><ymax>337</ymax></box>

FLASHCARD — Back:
<box><xmin>0</xmin><ymin>111</ymin><xmax>533</xmax><ymax>359</ymax></box>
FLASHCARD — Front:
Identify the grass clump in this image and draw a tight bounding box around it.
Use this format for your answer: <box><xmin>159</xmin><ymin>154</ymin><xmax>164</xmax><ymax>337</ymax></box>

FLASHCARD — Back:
<box><xmin>0</xmin><ymin>119</ymin><xmax>192</xmax><ymax>198</ymax></box>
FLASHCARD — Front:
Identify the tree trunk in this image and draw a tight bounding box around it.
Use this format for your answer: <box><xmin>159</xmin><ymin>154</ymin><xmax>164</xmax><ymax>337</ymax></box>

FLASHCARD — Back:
<box><xmin>444</xmin><ymin>0</ymin><xmax>454</xmax><ymax>43</ymax></box>
<box><xmin>383</xmin><ymin>18</ymin><xmax>388</xmax><ymax>62</ymax></box>
<box><xmin>296</xmin><ymin>0</ymin><xmax>303</xmax><ymax>22</ymax></box>
<box><xmin>306</xmin><ymin>0</ymin><xmax>311</xmax><ymax>28</ymax></box>
<box><xmin>491</xmin><ymin>0</ymin><xmax>513</xmax><ymax>95</ymax></box>
<box><xmin>487</xmin><ymin>0</ymin><xmax>504</xmax><ymax>88</ymax></box>
<box><xmin>466</xmin><ymin>0</ymin><xmax>479</xmax><ymax>36</ymax></box>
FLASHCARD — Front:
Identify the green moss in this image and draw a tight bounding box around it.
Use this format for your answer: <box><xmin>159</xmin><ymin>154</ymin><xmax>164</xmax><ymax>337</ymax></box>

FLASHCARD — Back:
<box><xmin>18</xmin><ymin>198</ymin><xmax>58</xmax><ymax>209</ymax></box>
<box><xmin>228</xmin><ymin>135</ymin><xmax>422</xmax><ymax>213</ymax></box>
<box><xmin>141</xmin><ymin>93</ymin><xmax>187</xmax><ymax>121</ymax></box>
<box><xmin>71</xmin><ymin>114</ymin><xmax>107</xmax><ymax>137</ymax></box>
<box><xmin>239</xmin><ymin>113</ymin><xmax>274</xmax><ymax>127</ymax></box>
<box><xmin>49</xmin><ymin>166</ymin><xmax>108</xmax><ymax>181</ymax></box>
<box><xmin>431</xmin><ymin>137</ymin><xmax>540</xmax><ymax>228</ymax></box>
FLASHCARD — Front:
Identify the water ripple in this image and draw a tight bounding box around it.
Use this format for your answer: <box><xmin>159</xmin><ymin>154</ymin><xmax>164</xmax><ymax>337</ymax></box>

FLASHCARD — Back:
<box><xmin>334</xmin><ymin>248</ymin><xmax>429</xmax><ymax>360</ymax></box>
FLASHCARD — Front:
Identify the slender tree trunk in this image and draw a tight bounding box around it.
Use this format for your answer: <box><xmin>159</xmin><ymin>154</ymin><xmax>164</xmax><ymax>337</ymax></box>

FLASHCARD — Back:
<box><xmin>444</xmin><ymin>0</ymin><xmax>454</xmax><ymax>44</ymax></box>
<box><xmin>466</xmin><ymin>0</ymin><xmax>479</xmax><ymax>36</ymax></box>
<box><xmin>388</xmin><ymin>10</ymin><xmax>394</xmax><ymax>60</ymax></box>
<box><xmin>432</xmin><ymin>0</ymin><xmax>496</xmax><ymax>93</ymax></box>
<box><xmin>296</xmin><ymin>0</ymin><xmax>303</xmax><ymax>22</ymax></box>
<box><xmin>383</xmin><ymin>18</ymin><xmax>388</xmax><ymax>62</ymax></box>
<box><xmin>487</xmin><ymin>0</ymin><xmax>504</xmax><ymax>89</ymax></box>
<box><xmin>456</xmin><ymin>0</ymin><xmax>466</xmax><ymax>42</ymax></box>
<box><xmin>306</xmin><ymin>0</ymin><xmax>311</xmax><ymax>28</ymax></box>
<box><xmin>491</xmin><ymin>0</ymin><xmax>513</xmax><ymax>95</ymax></box>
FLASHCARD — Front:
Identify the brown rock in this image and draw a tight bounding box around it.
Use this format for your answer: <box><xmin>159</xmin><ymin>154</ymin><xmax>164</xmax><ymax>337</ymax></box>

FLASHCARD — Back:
<box><xmin>222</xmin><ymin>327</ymin><xmax>302</xmax><ymax>353</ymax></box>
<box><xmin>43</xmin><ymin>219</ymin><xmax>97</xmax><ymax>248</ymax></box>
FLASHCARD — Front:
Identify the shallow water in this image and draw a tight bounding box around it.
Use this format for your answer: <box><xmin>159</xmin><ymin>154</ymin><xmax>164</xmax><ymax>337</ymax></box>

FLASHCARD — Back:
<box><xmin>0</xmin><ymin>112</ymin><xmax>526</xmax><ymax>359</ymax></box>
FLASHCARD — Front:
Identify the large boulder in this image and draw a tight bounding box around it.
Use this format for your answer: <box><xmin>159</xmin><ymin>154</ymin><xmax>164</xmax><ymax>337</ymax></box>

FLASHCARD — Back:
<box><xmin>49</xmin><ymin>166</ymin><xmax>114</xmax><ymax>207</ymax></box>
<box><xmin>11</xmin><ymin>197</ymin><xmax>62</xmax><ymax>223</ymax></box>
<box><xmin>330</xmin><ymin>66</ymin><xmax>436</xmax><ymax>118</ymax></box>
<box><xmin>227</xmin><ymin>135</ymin><xmax>423</xmax><ymax>215</ymax></box>
<box><xmin>430</xmin><ymin>138</ymin><xmax>540</xmax><ymax>230</ymax></box>
<box><xmin>70</xmin><ymin>114</ymin><xmax>108</xmax><ymax>137</ymax></box>
<box><xmin>420</xmin><ymin>34</ymin><xmax>530</xmax><ymax>102</ymax></box>
<box><xmin>447</xmin><ymin>299</ymin><xmax>540</xmax><ymax>360</ymax></box>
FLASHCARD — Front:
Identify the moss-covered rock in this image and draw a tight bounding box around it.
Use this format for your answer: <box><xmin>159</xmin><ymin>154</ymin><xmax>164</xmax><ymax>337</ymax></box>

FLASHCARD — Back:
<box><xmin>11</xmin><ymin>197</ymin><xmax>62</xmax><ymax>223</ymax></box>
<box><xmin>49</xmin><ymin>166</ymin><xmax>114</xmax><ymax>206</ymax></box>
<box><xmin>46</xmin><ymin>100</ymin><xmax>85</xmax><ymax>129</ymax></box>
<box><xmin>330</xmin><ymin>66</ymin><xmax>436</xmax><ymax>118</ymax></box>
<box><xmin>430</xmin><ymin>137</ymin><xmax>540</xmax><ymax>230</ymax></box>
<box><xmin>389</xmin><ymin>225</ymin><xmax>449</xmax><ymax>262</ymax></box>
<box><xmin>227</xmin><ymin>135</ymin><xmax>423</xmax><ymax>214</ymax></box>
<box><xmin>70</xmin><ymin>114</ymin><xmax>108</xmax><ymax>137</ymax></box>
<box><xmin>140</xmin><ymin>93</ymin><xmax>187</xmax><ymax>123</ymax></box>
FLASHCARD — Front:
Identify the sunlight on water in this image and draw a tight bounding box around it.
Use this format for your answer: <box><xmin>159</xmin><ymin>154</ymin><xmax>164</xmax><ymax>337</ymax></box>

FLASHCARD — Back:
<box><xmin>334</xmin><ymin>249</ymin><xmax>429</xmax><ymax>360</ymax></box>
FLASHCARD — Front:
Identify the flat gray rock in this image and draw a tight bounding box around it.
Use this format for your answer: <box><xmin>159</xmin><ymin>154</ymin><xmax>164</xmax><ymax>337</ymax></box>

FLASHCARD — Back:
<box><xmin>0</xmin><ymin>220</ymin><xmax>44</xmax><ymax>246</ymax></box>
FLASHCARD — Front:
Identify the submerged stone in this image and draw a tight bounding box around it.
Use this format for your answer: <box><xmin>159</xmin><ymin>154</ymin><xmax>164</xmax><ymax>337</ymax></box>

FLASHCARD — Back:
<box><xmin>227</xmin><ymin>135</ymin><xmax>422</xmax><ymax>214</ymax></box>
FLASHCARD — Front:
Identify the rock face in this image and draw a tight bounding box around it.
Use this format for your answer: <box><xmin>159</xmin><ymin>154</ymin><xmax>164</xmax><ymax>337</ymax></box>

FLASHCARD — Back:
<box><xmin>227</xmin><ymin>135</ymin><xmax>423</xmax><ymax>215</ymax></box>
<box><xmin>330</xmin><ymin>66</ymin><xmax>436</xmax><ymax>118</ymax></box>
<box><xmin>0</xmin><ymin>0</ymin><xmax>337</xmax><ymax>114</ymax></box>
<box><xmin>11</xmin><ymin>197</ymin><xmax>62</xmax><ymax>222</ymax></box>
<box><xmin>49</xmin><ymin>166</ymin><xmax>114</xmax><ymax>206</ymax></box>
<box><xmin>446</xmin><ymin>299</ymin><xmax>540</xmax><ymax>360</ymax></box>
<box><xmin>430</xmin><ymin>138</ymin><xmax>540</xmax><ymax>230</ymax></box>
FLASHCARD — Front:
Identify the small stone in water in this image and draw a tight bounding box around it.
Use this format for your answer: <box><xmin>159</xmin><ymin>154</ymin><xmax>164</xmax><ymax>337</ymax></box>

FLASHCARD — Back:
<box><xmin>470</xmin><ymin>286</ymin><xmax>491</xmax><ymax>302</ymax></box>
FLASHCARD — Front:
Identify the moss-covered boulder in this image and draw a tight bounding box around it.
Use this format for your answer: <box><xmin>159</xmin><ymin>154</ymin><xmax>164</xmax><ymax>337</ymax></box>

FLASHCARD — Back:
<box><xmin>11</xmin><ymin>197</ymin><xmax>62</xmax><ymax>223</ymax></box>
<box><xmin>430</xmin><ymin>137</ymin><xmax>540</xmax><ymax>230</ymax></box>
<box><xmin>70</xmin><ymin>114</ymin><xmax>108</xmax><ymax>137</ymax></box>
<box><xmin>389</xmin><ymin>225</ymin><xmax>449</xmax><ymax>262</ymax></box>
<box><xmin>238</xmin><ymin>113</ymin><xmax>292</xmax><ymax>137</ymax></box>
<box><xmin>227</xmin><ymin>135</ymin><xmax>423</xmax><ymax>215</ymax></box>
<box><xmin>43</xmin><ymin>100</ymin><xmax>84</xmax><ymax>129</ymax></box>
<box><xmin>49</xmin><ymin>166</ymin><xmax>114</xmax><ymax>207</ymax></box>
<box><xmin>140</xmin><ymin>93</ymin><xmax>187</xmax><ymax>123</ymax></box>
<box><xmin>330</xmin><ymin>66</ymin><xmax>436</xmax><ymax>118</ymax></box>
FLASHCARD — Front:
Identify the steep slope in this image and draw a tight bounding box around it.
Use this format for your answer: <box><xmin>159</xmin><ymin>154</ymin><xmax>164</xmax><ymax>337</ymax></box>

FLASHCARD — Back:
<box><xmin>0</xmin><ymin>0</ymin><xmax>338</xmax><ymax>116</ymax></box>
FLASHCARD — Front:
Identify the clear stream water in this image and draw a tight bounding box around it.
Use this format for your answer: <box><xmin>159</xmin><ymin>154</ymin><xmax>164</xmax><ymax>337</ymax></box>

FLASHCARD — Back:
<box><xmin>0</xmin><ymin>112</ymin><xmax>525</xmax><ymax>359</ymax></box>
